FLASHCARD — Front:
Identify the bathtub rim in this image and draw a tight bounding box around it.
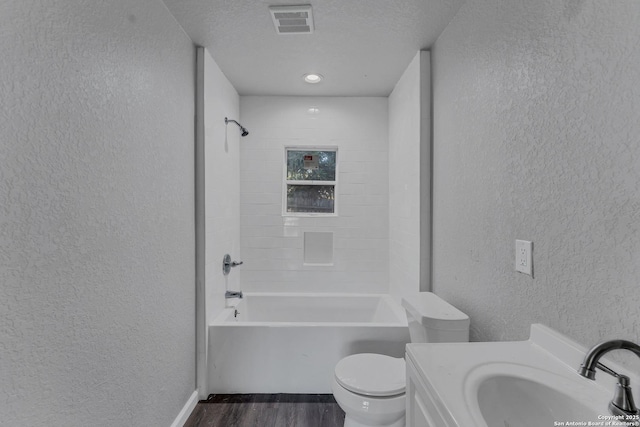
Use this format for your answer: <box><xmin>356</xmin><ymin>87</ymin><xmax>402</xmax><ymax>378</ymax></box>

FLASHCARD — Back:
<box><xmin>211</xmin><ymin>292</ymin><xmax>408</xmax><ymax>327</ymax></box>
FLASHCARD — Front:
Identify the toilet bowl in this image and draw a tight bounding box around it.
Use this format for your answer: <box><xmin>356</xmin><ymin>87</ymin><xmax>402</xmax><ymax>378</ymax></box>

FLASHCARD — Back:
<box><xmin>331</xmin><ymin>353</ymin><xmax>406</xmax><ymax>427</ymax></box>
<box><xmin>331</xmin><ymin>293</ymin><xmax>470</xmax><ymax>427</ymax></box>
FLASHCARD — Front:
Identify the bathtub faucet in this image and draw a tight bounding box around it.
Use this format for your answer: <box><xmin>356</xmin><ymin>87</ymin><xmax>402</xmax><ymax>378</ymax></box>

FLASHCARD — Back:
<box><xmin>222</xmin><ymin>254</ymin><xmax>243</xmax><ymax>276</ymax></box>
<box><xmin>225</xmin><ymin>290</ymin><xmax>243</xmax><ymax>299</ymax></box>
<box><xmin>578</xmin><ymin>339</ymin><xmax>640</xmax><ymax>417</ymax></box>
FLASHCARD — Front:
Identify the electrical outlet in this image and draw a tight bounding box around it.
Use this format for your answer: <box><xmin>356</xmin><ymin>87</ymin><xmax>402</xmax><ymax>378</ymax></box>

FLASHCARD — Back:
<box><xmin>515</xmin><ymin>240</ymin><xmax>533</xmax><ymax>276</ymax></box>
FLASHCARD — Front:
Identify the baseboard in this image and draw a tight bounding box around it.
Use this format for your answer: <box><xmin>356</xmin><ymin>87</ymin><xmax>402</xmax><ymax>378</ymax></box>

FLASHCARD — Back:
<box><xmin>170</xmin><ymin>390</ymin><xmax>199</xmax><ymax>427</ymax></box>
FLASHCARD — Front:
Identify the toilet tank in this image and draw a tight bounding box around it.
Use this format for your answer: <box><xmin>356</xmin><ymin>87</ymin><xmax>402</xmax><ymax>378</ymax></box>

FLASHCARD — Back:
<box><xmin>401</xmin><ymin>293</ymin><xmax>469</xmax><ymax>343</ymax></box>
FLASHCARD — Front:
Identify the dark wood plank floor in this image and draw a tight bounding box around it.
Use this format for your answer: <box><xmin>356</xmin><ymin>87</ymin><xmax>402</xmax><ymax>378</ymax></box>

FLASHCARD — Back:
<box><xmin>184</xmin><ymin>394</ymin><xmax>345</xmax><ymax>427</ymax></box>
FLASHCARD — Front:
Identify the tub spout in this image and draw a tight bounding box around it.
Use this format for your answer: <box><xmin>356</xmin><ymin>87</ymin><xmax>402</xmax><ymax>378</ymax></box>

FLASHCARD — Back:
<box><xmin>225</xmin><ymin>290</ymin><xmax>243</xmax><ymax>299</ymax></box>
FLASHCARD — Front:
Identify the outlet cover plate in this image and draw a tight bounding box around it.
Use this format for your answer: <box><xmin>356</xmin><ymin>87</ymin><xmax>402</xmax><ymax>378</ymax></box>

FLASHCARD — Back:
<box><xmin>515</xmin><ymin>240</ymin><xmax>533</xmax><ymax>276</ymax></box>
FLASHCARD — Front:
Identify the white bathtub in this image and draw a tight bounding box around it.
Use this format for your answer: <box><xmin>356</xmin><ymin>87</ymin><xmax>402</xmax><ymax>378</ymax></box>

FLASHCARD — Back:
<box><xmin>208</xmin><ymin>293</ymin><xmax>409</xmax><ymax>393</ymax></box>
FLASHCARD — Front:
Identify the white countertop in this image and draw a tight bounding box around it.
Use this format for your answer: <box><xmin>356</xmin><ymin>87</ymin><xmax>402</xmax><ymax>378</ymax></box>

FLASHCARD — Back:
<box><xmin>406</xmin><ymin>324</ymin><xmax>636</xmax><ymax>427</ymax></box>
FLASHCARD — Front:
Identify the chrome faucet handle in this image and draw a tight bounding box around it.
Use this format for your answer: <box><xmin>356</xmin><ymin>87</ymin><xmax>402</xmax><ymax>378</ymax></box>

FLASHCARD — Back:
<box><xmin>609</xmin><ymin>374</ymin><xmax>638</xmax><ymax>417</ymax></box>
<box><xmin>597</xmin><ymin>361</ymin><xmax>621</xmax><ymax>378</ymax></box>
<box><xmin>222</xmin><ymin>254</ymin><xmax>243</xmax><ymax>276</ymax></box>
<box><xmin>595</xmin><ymin>364</ymin><xmax>639</xmax><ymax>416</ymax></box>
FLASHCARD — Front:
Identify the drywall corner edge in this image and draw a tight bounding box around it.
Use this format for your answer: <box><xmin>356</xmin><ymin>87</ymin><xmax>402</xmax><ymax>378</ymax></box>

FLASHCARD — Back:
<box><xmin>419</xmin><ymin>49</ymin><xmax>432</xmax><ymax>292</ymax></box>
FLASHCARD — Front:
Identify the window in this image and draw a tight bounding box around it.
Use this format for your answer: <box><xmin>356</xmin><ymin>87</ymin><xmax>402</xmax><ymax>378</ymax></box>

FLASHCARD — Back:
<box><xmin>284</xmin><ymin>147</ymin><xmax>337</xmax><ymax>215</ymax></box>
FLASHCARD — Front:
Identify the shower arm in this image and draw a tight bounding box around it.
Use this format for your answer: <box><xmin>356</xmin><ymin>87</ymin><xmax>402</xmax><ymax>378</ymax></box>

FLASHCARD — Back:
<box><xmin>224</xmin><ymin>117</ymin><xmax>249</xmax><ymax>136</ymax></box>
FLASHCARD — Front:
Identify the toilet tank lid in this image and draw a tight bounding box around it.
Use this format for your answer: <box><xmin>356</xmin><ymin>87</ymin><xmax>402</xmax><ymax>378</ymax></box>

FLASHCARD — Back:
<box><xmin>401</xmin><ymin>292</ymin><xmax>469</xmax><ymax>331</ymax></box>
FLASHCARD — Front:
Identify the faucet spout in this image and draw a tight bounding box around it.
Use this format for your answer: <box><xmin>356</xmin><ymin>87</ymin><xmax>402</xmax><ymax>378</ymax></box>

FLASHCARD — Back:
<box><xmin>579</xmin><ymin>340</ymin><xmax>640</xmax><ymax>380</ymax></box>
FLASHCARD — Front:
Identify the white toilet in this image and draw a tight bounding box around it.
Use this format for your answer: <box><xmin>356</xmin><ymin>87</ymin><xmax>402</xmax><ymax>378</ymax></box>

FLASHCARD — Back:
<box><xmin>331</xmin><ymin>292</ymin><xmax>470</xmax><ymax>427</ymax></box>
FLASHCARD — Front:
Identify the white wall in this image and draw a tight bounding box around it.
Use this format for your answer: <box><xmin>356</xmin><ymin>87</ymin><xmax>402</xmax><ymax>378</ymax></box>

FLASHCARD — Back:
<box><xmin>196</xmin><ymin>47</ymin><xmax>241</xmax><ymax>397</ymax></box>
<box><xmin>239</xmin><ymin>97</ymin><xmax>389</xmax><ymax>293</ymax></box>
<box><xmin>388</xmin><ymin>51</ymin><xmax>431</xmax><ymax>299</ymax></box>
<box><xmin>202</xmin><ymin>51</ymin><xmax>241</xmax><ymax>323</ymax></box>
<box><xmin>432</xmin><ymin>0</ymin><xmax>640</xmax><ymax>352</ymax></box>
<box><xmin>0</xmin><ymin>1</ymin><xmax>196</xmax><ymax>425</ymax></box>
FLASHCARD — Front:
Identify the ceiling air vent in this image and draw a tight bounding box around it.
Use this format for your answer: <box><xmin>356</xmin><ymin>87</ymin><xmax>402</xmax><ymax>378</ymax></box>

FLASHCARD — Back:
<box><xmin>269</xmin><ymin>5</ymin><xmax>314</xmax><ymax>35</ymax></box>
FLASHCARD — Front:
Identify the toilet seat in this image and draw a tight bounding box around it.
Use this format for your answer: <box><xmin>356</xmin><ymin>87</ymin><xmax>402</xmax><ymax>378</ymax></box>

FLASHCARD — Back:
<box><xmin>334</xmin><ymin>353</ymin><xmax>406</xmax><ymax>397</ymax></box>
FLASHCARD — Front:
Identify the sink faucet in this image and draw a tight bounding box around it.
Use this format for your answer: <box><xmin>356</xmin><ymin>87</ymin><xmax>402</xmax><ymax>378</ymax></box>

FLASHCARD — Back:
<box><xmin>578</xmin><ymin>339</ymin><xmax>640</xmax><ymax>417</ymax></box>
<box><xmin>225</xmin><ymin>290</ymin><xmax>243</xmax><ymax>299</ymax></box>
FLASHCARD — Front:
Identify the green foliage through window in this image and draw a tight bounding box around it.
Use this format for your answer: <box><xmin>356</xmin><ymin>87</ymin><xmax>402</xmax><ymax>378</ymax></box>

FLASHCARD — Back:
<box><xmin>287</xmin><ymin>185</ymin><xmax>335</xmax><ymax>213</ymax></box>
<box><xmin>286</xmin><ymin>151</ymin><xmax>336</xmax><ymax>181</ymax></box>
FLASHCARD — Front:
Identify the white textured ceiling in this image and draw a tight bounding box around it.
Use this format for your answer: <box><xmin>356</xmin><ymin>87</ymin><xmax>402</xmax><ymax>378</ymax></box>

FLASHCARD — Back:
<box><xmin>162</xmin><ymin>0</ymin><xmax>465</xmax><ymax>96</ymax></box>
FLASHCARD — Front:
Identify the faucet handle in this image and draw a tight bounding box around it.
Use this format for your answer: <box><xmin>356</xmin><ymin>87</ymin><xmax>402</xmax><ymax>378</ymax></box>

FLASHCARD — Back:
<box><xmin>609</xmin><ymin>375</ymin><xmax>639</xmax><ymax>417</ymax></box>
<box><xmin>222</xmin><ymin>254</ymin><xmax>243</xmax><ymax>276</ymax></box>
<box><xmin>593</xmin><ymin>364</ymin><xmax>639</xmax><ymax>417</ymax></box>
<box><xmin>597</xmin><ymin>362</ymin><xmax>621</xmax><ymax>378</ymax></box>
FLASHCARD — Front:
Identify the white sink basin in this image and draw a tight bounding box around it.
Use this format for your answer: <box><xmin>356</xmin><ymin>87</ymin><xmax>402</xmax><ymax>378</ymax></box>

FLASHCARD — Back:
<box><xmin>466</xmin><ymin>363</ymin><xmax>608</xmax><ymax>427</ymax></box>
<box><xmin>405</xmin><ymin>324</ymin><xmax>634</xmax><ymax>427</ymax></box>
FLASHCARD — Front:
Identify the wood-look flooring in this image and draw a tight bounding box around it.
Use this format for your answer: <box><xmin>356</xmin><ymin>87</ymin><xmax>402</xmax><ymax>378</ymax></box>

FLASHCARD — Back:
<box><xmin>184</xmin><ymin>394</ymin><xmax>345</xmax><ymax>427</ymax></box>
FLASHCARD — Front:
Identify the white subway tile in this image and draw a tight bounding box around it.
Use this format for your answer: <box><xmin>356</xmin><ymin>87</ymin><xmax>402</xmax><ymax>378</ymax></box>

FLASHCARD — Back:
<box><xmin>239</xmin><ymin>96</ymin><xmax>390</xmax><ymax>294</ymax></box>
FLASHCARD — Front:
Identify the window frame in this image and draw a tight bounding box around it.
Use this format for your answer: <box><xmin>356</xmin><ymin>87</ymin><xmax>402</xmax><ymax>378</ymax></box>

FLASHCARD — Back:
<box><xmin>282</xmin><ymin>146</ymin><xmax>338</xmax><ymax>217</ymax></box>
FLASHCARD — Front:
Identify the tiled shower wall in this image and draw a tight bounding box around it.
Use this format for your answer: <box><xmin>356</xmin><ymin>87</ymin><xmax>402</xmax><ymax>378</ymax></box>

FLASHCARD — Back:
<box><xmin>239</xmin><ymin>97</ymin><xmax>389</xmax><ymax>293</ymax></box>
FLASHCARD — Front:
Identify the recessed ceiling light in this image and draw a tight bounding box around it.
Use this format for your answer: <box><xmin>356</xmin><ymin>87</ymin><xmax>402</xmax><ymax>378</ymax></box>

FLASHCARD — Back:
<box><xmin>304</xmin><ymin>73</ymin><xmax>323</xmax><ymax>84</ymax></box>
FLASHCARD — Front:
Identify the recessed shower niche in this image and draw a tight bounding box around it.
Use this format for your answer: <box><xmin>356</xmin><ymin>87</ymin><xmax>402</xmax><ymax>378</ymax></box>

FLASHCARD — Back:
<box><xmin>304</xmin><ymin>231</ymin><xmax>333</xmax><ymax>265</ymax></box>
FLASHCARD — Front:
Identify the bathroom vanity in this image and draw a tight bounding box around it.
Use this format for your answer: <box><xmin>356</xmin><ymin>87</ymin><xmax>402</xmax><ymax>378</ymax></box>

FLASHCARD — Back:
<box><xmin>406</xmin><ymin>354</ymin><xmax>451</xmax><ymax>426</ymax></box>
<box><xmin>405</xmin><ymin>324</ymin><xmax>640</xmax><ymax>427</ymax></box>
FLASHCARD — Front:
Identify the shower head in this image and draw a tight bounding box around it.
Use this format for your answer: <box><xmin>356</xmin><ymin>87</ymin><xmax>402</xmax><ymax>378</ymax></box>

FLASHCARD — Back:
<box><xmin>225</xmin><ymin>117</ymin><xmax>249</xmax><ymax>137</ymax></box>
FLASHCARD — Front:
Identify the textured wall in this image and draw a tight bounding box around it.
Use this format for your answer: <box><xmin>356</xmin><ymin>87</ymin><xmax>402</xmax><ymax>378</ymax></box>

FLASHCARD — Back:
<box><xmin>239</xmin><ymin>97</ymin><xmax>389</xmax><ymax>293</ymax></box>
<box><xmin>432</xmin><ymin>0</ymin><xmax>640</xmax><ymax>353</ymax></box>
<box><xmin>0</xmin><ymin>1</ymin><xmax>196</xmax><ymax>425</ymax></box>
